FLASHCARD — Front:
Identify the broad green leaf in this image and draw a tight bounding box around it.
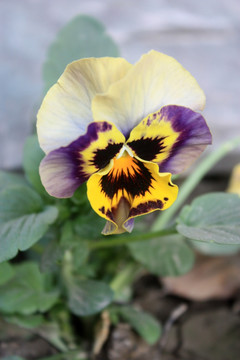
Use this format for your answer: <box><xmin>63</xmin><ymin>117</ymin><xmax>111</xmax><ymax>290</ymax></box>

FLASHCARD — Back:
<box><xmin>40</xmin><ymin>237</ymin><xmax>63</xmax><ymax>273</ymax></box>
<box><xmin>71</xmin><ymin>183</ymin><xmax>89</xmax><ymax>207</ymax></box>
<box><xmin>2</xmin><ymin>357</ymin><xmax>25</xmax><ymax>360</ymax></box>
<box><xmin>23</xmin><ymin>135</ymin><xmax>45</xmax><ymax>194</ymax></box>
<box><xmin>67</xmin><ymin>279</ymin><xmax>113</xmax><ymax>316</ymax></box>
<box><xmin>0</xmin><ymin>185</ymin><xmax>58</xmax><ymax>262</ymax></box>
<box><xmin>190</xmin><ymin>241</ymin><xmax>240</xmax><ymax>256</ymax></box>
<box><xmin>60</xmin><ymin>221</ymin><xmax>89</xmax><ymax>270</ymax></box>
<box><xmin>74</xmin><ymin>210</ymin><xmax>105</xmax><ymax>240</ymax></box>
<box><xmin>43</xmin><ymin>15</ymin><xmax>119</xmax><ymax>92</ymax></box>
<box><xmin>177</xmin><ymin>193</ymin><xmax>240</xmax><ymax>244</ymax></box>
<box><xmin>5</xmin><ymin>314</ymin><xmax>44</xmax><ymax>329</ymax></box>
<box><xmin>0</xmin><ymin>262</ymin><xmax>59</xmax><ymax>315</ymax></box>
<box><xmin>0</xmin><ymin>261</ymin><xmax>15</xmax><ymax>285</ymax></box>
<box><xmin>0</xmin><ymin>170</ymin><xmax>27</xmax><ymax>192</ymax></box>
<box><xmin>128</xmin><ymin>234</ymin><xmax>195</xmax><ymax>277</ymax></box>
<box><xmin>115</xmin><ymin>306</ymin><xmax>162</xmax><ymax>345</ymax></box>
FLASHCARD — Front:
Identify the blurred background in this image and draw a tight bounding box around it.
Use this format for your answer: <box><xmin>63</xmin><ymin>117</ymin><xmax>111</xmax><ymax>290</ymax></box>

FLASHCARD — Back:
<box><xmin>1</xmin><ymin>0</ymin><xmax>240</xmax><ymax>170</ymax></box>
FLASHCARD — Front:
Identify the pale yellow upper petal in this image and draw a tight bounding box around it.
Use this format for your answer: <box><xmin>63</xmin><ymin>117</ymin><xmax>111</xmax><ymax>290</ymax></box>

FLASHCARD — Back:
<box><xmin>92</xmin><ymin>50</ymin><xmax>206</xmax><ymax>136</ymax></box>
<box><xmin>37</xmin><ymin>57</ymin><xmax>132</xmax><ymax>154</ymax></box>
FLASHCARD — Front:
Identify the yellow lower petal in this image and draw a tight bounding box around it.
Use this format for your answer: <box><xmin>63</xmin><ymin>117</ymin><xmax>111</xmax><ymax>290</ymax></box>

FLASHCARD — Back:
<box><xmin>87</xmin><ymin>153</ymin><xmax>178</xmax><ymax>235</ymax></box>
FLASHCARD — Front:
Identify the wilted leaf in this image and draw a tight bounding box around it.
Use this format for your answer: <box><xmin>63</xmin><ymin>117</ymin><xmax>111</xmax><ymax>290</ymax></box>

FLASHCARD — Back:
<box><xmin>163</xmin><ymin>253</ymin><xmax>240</xmax><ymax>301</ymax></box>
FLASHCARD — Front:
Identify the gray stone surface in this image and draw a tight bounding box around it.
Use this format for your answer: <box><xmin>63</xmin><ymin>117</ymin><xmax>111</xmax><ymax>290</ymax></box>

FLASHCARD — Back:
<box><xmin>1</xmin><ymin>0</ymin><xmax>240</xmax><ymax>169</ymax></box>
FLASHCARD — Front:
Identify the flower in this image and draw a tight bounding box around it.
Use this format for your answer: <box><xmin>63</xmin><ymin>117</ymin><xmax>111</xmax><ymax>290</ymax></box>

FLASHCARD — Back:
<box><xmin>37</xmin><ymin>50</ymin><xmax>212</xmax><ymax>235</ymax></box>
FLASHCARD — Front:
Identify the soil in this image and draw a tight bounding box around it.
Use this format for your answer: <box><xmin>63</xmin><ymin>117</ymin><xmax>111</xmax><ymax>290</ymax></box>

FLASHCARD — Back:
<box><xmin>97</xmin><ymin>274</ymin><xmax>240</xmax><ymax>360</ymax></box>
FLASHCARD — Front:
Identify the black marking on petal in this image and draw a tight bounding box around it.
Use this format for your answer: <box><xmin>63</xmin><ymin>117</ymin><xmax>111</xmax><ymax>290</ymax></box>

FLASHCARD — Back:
<box><xmin>168</xmin><ymin>182</ymin><xmax>174</xmax><ymax>187</ymax></box>
<box><xmin>91</xmin><ymin>143</ymin><xmax>123</xmax><ymax>170</ymax></box>
<box><xmin>99</xmin><ymin>206</ymin><xmax>105</xmax><ymax>214</ymax></box>
<box><xmin>128</xmin><ymin>136</ymin><xmax>167</xmax><ymax>161</ymax></box>
<box><xmin>164</xmin><ymin>197</ymin><xmax>169</xmax><ymax>201</ymax></box>
<box><xmin>129</xmin><ymin>200</ymin><xmax>163</xmax><ymax>217</ymax></box>
<box><xmin>57</xmin><ymin>122</ymin><xmax>119</xmax><ymax>184</ymax></box>
<box><xmin>106</xmin><ymin>209</ymin><xmax>114</xmax><ymax>221</ymax></box>
<box><xmin>100</xmin><ymin>158</ymin><xmax>154</xmax><ymax>199</ymax></box>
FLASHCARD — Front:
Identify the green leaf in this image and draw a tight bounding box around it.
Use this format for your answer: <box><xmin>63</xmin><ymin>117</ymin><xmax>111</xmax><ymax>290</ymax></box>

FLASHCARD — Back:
<box><xmin>190</xmin><ymin>241</ymin><xmax>240</xmax><ymax>256</ymax></box>
<box><xmin>0</xmin><ymin>262</ymin><xmax>59</xmax><ymax>315</ymax></box>
<box><xmin>60</xmin><ymin>221</ymin><xmax>89</xmax><ymax>270</ymax></box>
<box><xmin>43</xmin><ymin>15</ymin><xmax>119</xmax><ymax>92</ymax></box>
<box><xmin>23</xmin><ymin>135</ymin><xmax>45</xmax><ymax>194</ymax></box>
<box><xmin>114</xmin><ymin>305</ymin><xmax>162</xmax><ymax>345</ymax></box>
<box><xmin>1</xmin><ymin>357</ymin><xmax>25</xmax><ymax>360</ymax></box>
<box><xmin>128</xmin><ymin>234</ymin><xmax>195</xmax><ymax>277</ymax></box>
<box><xmin>67</xmin><ymin>279</ymin><xmax>113</xmax><ymax>316</ymax></box>
<box><xmin>0</xmin><ymin>185</ymin><xmax>58</xmax><ymax>262</ymax></box>
<box><xmin>177</xmin><ymin>192</ymin><xmax>240</xmax><ymax>245</ymax></box>
<box><xmin>0</xmin><ymin>261</ymin><xmax>15</xmax><ymax>285</ymax></box>
<box><xmin>4</xmin><ymin>314</ymin><xmax>44</xmax><ymax>329</ymax></box>
<box><xmin>40</xmin><ymin>237</ymin><xmax>63</xmax><ymax>273</ymax></box>
<box><xmin>0</xmin><ymin>170</ymin><xmax>27</xmax><ymax>192</ymax></box>
<box><xmin>74</xmin><ymin>210</ymin><xmax>105</xmax><ymax>240</ymax></box>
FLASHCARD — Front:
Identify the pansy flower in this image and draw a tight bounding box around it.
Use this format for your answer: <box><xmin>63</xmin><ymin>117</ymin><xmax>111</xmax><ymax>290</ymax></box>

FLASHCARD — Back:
<box><xmin>37</xmin><ymin>50</ymin><xmax>212</xmax><ymax>235</ymax></box>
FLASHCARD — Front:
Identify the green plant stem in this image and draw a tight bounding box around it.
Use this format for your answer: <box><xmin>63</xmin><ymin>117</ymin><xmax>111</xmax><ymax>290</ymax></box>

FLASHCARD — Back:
<box><xmin>39</xmin><ymin>350</ymin><xmax>88</xmax><ymax>360</ymax></box>
<box><xmin>110</xmin><ymin>263</ymin><xmax>141</xmax><ymax>295</ymax></box>
<box><xmin>62</xmin><ymin>250</ymin><xmax>74</xmax><ymax>285</ymax></box>
<box><xmin>152</xmin><ymin>136</ymin><xmax>240</xmax><ymax>231</ymax></box>
<box><xmin>88</xmin><ymin>228</ymin><xmax>176</xmax><ymax>250</ymax></box>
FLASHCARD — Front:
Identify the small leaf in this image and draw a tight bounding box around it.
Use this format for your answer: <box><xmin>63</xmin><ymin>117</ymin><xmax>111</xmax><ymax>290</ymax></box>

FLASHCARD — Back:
<box><xmin>190</xmin><ymin>241</ymin><xmax>240</xmax><ymax>256</ymax></box>
<box><xmin>0</xmin><ymin>170</ymin><xmax>27</xmax><ymax>192</ymax></box>
<box><xmin>74</xmin><ymin>211</ymin><xmax>105</xmax><ymax>240</ymax></box>
<box><xmin>0</xmin><ymin>261</ymin><xmax>15</xmax><ymax>285</ymax></box>
<box><xmin>177</xmin><ymin>192</ymin><xmax>240</xmax><ymax>244</ymax></box>
<box><xmin>128</xmin><ymin>234</ymin><xmax>195</xmax><ymax>277</ymax></box>
<box><xmin>67</xmin><ymin>279</ymin><xmax>113</xmax><ymax>316</ymax></box>
<box><xmin>115</xmin><ymin>305</ymin><xmax>162</xmax><ymax>345</ymax></box>
<box><xmin>40</xmin><ymin>235</ymin><xmax>63</xmax><ymax>273</ymax></box>
<box><xmin>5</xmin><ymin>314</ymin><xmax>44</xmax><ymax>329</ymax></box>
<box><xmin>1</xmin><ymin>357</ymin><xmax>25</xmax><ymax>360</ymax></box>
<box><xmin>0</xmin><ymin>262</ymin><xmax>59</xmax><ymax>315</ymax></box>
<box><xmin>60</xmin><ymin>221</ymin><xmax>90</xmax><ymax>270</ymax></box>
<box><xmin>0</xmin><ymin>186</ymin><xmax>58</xmax><ymax>262</ymax></box>
<box><xmin>43</xmin><ymin>15</ymin><xmax>119</xmax><ymax>92</ymax></box>
<box><xmin>23</xmin><ymin>135</ymin><xmax>45</xmax><ymax>194</ymax></box>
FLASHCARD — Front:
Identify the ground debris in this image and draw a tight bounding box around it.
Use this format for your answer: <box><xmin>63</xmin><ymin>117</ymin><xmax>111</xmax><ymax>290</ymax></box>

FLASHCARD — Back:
<box><xmin>162</xmin><ymin>253</ymin><xmax>240</xmax><ymax>301</ymax></box>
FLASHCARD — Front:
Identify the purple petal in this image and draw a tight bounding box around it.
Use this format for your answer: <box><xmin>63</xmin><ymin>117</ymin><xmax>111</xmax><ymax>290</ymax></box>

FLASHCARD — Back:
<box><xmin>39</xmin><ymin>121</ymin><xmax>124</xmax><ymax>198</ymax></box>
<box><xmin>39</xmin><ymin>150</ymin><xmax>80</xmax><ymax>198</ymax></box>
<box><xmin>159</xmin><ymin>105</ymin><xmax>212</xmax><ymax>174</ymax></box>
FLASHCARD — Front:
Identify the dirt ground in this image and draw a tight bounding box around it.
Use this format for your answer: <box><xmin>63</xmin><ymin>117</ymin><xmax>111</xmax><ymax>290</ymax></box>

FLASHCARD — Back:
<box><xmin>1</xmin><ymin>268</ymin><xmax>240</xmax><ymax>360</ymax></box>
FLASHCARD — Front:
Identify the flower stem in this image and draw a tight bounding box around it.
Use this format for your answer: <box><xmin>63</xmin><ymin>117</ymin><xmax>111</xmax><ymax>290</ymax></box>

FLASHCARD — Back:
<box><xmin>110</xmin><ymin>263</ymin><xmax>141</xmax><ymax>300</ymax></box>
<box><xmin>152</xmin><ymin>136</ymin><xmax>240</xmax><ymax>231</ymax></box>
<box><xmin>39</xmin><ymin>350</ymin><xmax>87</xmax><ymax>360</ymax></box>
<box><xmin>88</xmin><ymin>228</ymin><xmax>176</xmax><ymax>250</ymax></box>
